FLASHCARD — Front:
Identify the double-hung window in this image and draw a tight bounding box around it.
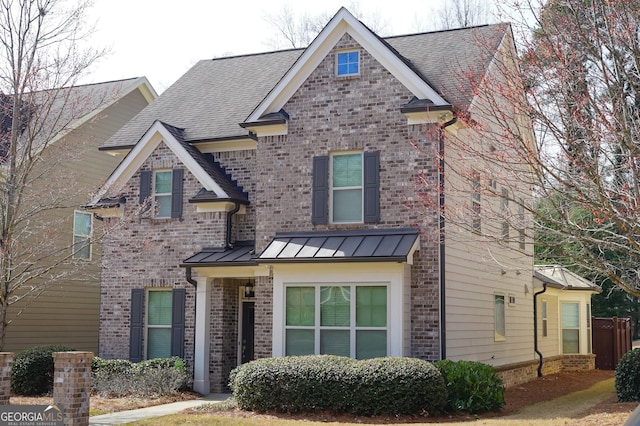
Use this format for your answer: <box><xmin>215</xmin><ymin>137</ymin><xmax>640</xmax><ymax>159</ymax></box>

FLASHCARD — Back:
<box><xmin>72</xmin><ymin>211</ymin><xmax>92</xmax><ymax>260</ymax></box>
<box><xmin>154</xmin><ymin>170</ymin><xmax>173</xmax><ymax>218</ymax></box>
<box><xmin>561</xmin><ymin>302</ymin><xmax>580</xmax><ymax>353</ymax></box>
<box><xmin>332</xmin><ymin>152</ymin><xmax>363</xmax><ymax>223</ymax></box>
<box><xmin>336</xmin><ymin>50</ymin><xmax>359</xmax><ymax>76</ymax></box>
<box><xmin>285</xmin><ymin>284</ymin><xmax>387</xmax><ymax>359</ymax></box>
<box><xmin>139</xmin><ymin>169</ymin><xmax>183</xmax><ymax>219</ymax></box>
<box><xmin>146</xmin><ymin>290</ymin><xmax>173</xmax><ymax>359</ymax></box>
<box><xmin>311</xmin><ymin>151</ymin><xmax>379</xmax><ymax>225</ymax></box>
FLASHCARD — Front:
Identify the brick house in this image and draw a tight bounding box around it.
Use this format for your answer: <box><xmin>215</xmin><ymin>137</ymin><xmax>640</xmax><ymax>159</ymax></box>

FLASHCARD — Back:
<box><xmin>87</xmin><ymin>8</ymin><xmax>596</xmax><ymax>392</ymax></box>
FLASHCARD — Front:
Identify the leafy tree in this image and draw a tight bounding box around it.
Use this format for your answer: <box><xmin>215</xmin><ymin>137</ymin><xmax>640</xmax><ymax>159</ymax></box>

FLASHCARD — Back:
<box><xmin>443</xmin><ymin>0</ymin><xmax>640</xmax><ymax>297</ymax></box>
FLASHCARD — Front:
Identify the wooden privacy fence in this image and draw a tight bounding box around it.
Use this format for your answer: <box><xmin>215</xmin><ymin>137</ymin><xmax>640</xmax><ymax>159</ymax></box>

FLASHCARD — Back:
<box><xmin>592</xmin><ymin>317</ymin><xmax>633</xmax><ymax>370</ymax></box>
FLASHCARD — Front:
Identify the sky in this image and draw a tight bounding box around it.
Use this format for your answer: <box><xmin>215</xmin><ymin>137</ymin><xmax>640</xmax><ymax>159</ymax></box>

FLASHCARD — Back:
<box><xmin>82</xmin><ymin>0</ymin><xmax>472</xmax><ymax>93</ymax></box>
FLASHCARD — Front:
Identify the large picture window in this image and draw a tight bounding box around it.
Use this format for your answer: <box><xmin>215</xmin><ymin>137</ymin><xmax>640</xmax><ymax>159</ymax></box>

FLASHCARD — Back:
<box><xmin>72</xmin><ymin>211</ymin><xmax>92</xmax><ymax>260</ymax></box>
<box><xmin>285</xmin><ymin>284</ymin><xmax>387</xmax><ymax>359</ymax></box>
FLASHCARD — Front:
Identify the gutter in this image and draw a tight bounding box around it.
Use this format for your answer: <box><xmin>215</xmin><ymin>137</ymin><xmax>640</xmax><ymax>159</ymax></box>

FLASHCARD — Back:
<box><xmin>226</xmin><ymin>201</ymin><xmax>242</xmax><ymax>248</ymax></box>
<box><xmin>439</xmin><ymin>113</ymin><xmax>457</xmax><ymax>360</ymax></box>
<box><xmin>533</xmin><ymin>282</ymin><xmax>548</xmax><ymax>377</ymax></box>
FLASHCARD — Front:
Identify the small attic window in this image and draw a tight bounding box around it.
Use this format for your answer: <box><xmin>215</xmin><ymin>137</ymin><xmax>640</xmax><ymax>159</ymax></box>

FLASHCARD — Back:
<box><xmin>336</xmin><ymin>50</ymin><xmax>359</xmax><ymax>76</ymax></box>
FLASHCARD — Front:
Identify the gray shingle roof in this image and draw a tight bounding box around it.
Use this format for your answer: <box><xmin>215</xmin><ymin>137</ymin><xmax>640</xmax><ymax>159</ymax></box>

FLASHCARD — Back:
<box><xmin>101</xmin><ymin>24</ymin><xmax>508</xmax><ymax>149</ymax></box>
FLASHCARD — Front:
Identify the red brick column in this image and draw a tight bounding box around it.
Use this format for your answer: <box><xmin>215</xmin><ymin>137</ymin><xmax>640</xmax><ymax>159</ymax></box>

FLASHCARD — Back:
<box><xmin>0</xmin><ymin>352</ymin><xmax>13</xmax><ymax>405</ymax></box>
<box><xmin>53</xmin><ymin>352</ymin><xmax>92</xmax><ymax>426</ymax></box>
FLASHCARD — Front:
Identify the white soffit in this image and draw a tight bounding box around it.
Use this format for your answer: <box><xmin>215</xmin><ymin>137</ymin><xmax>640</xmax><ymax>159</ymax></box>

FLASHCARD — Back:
<box><xmin>245</xmin><ymin>7</ymin><xmax>448</xmax><ymax>123</ymax></box>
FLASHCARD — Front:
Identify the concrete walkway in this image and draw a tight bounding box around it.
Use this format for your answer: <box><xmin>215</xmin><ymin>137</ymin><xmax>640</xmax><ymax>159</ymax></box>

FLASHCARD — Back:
<box><xmin>89</xmin><ymin>393</ymin><xmax>231</xmax><ymax>425</ymax></box>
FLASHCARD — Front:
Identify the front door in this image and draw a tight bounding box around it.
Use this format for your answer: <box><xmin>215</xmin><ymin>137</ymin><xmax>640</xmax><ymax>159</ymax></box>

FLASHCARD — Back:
<box><xmin>241</xmin><ymin>300</ymin><xmax>255</xmax><ymax>363</ymax></box>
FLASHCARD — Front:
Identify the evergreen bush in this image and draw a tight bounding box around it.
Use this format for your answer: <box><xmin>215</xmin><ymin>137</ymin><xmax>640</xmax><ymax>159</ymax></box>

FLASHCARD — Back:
<box><xmin>616</xmin><ymin>348</ymin><xmax>640</xmax><ymax>401</ymax></box>
<box><xmin>435</xmin><ymin>359</ymin><xmax>505</xmax><ymax>413</ymax></box>
<box><xmin>11</xmin><ymin>345</ymin><xmax>74</xmax><ymax>396</ymax></box>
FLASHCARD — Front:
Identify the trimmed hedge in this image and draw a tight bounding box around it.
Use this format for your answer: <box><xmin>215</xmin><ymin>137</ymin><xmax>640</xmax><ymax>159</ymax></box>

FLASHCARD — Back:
<box><xmin>91</xmin><ymin>356</ymin><xmax>192</xmax><ymax>398</ymax></box>
<box><xmin>229</xmin><ymin>355</ymin><xmax>446</xmax><ymax>416</ymax></box>
<box><xmin>435</xmin><ymin>359</ymin><xmax>505</xmax><ymax>413</ymax></box>
<box><xmin>12</xmin><ymin>345</ymin><xmax>75</xmax><ymax>396</ymax></box>
<box><xmin>616</xmin><ymin>348</ymin><xmax>640</xmax><ymax>401</ymax></box>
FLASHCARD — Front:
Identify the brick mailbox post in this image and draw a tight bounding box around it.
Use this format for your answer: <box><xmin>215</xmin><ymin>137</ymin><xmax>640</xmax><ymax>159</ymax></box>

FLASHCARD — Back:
<box><xmin>0</xmin><ymin>352</ymin><xmax>13</xmax><ymax>405</ymax></box>
<box><xmin>53</xmin><ymin>351</ymin><xmax>92</xmax><ymax>426</ymax></box>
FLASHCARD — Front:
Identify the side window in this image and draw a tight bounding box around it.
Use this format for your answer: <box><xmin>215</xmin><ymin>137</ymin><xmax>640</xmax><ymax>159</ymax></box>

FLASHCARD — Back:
<box><xmin>561</xmin><ymin>302</ymin><xmax>580</xmax><ymax>354</ymax></box>
<box><xmin>471</xmin><ymin>170</ymin><xmax>481</xmax><ymax>233</ymax></box>
<box><xmin>501</xmin><ymin>187</ymin><xmax>509</xmax><ymax>241</ymax></box>
<box><xmin>494</xmin><ymin>294</ymin><xmax>505</xmax><ymax>341</ymax></box>
<box><xmin>336</xmin><ymin>50</ymin><xmax>359</xmax><ymax>76</ymax></box>
<box><xmin>72</xmin><ymin>211</ymin><xmax>92</xmax><ymax>260</ymax></box>
<box><xmin>139</xmin><ymin>169</ymin><xmax>183</xmax><ymax>218</ymax></box>
<box><xmin>541</xmin><ymin>300</ymin><xmax>548</xmax><ymax>337</ymax></box>
<box><xmin>312</xmin><ymin>152</ymin><xmax>379</xmax><ymax>225</ymax></box>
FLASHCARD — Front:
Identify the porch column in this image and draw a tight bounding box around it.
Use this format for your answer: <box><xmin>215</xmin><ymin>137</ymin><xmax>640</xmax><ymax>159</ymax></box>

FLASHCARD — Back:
<box><xmin>193</xmin><ymin>277</ymin><xmax>211</xmax><ymax>395</ymax></box>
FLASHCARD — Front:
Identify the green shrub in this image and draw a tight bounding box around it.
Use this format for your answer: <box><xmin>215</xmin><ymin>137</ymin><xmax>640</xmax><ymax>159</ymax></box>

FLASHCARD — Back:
<box><xmin>435</xmin><ymin>360</ymin><xmax>505</xmax><ymax>413</ymax></box>
<box><xmin>91</xmin><ymin>356</ymin><xmax>192</xmax><ymax>398</ymax></box>
<box><xmin>229</xmin><ymin>355</ymin><xmax>446</xmax><ymax>416</ymax></box>
<box><xmin>11</xmin><ymin>345</ymin><xmax>75</xmax><ymax>396</ymax></box>
<box><xmin>616</xmin><ymin>348</ymin><xmax>640</xmax><ymax>401</ymax></box>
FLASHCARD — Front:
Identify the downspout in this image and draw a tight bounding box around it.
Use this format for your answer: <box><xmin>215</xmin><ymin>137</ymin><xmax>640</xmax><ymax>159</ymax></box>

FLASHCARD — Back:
<box><xmin>185</xmin><ymin>267</ymin><xmax>197</xmax><ymax>368</ymax></box>
<box><xmin>226</xmin><ymin>201</ymin><xmax>241</xmax><ymax>248</ymax></box>
<box><xmin>439</xmin><ymin>114</ymin><xmax>457</xmax><ymax>360</ymax></box>
<box><xmin>533</xmin><ymin>282</ymin><xmax>548</xmax><ymax>377</ymax></box>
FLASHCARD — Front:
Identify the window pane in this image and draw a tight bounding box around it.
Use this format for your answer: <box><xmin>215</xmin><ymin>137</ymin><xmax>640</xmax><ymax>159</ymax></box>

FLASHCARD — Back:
<box><xmin>562</xmin><ymin>329</ymin><xmax>579</xmax><ymax>353</ymax></box>
<box><xmin>286</xmin><ymin>287</ymin><xmax>315</xmax><ymax>326</ymax></box>
<box><xmin>495</xmin><ymin>295</ymin><xmax>505</xmax><ymax>340</ymax></box>
<box><xmin>147</xmin><ymin>328</ymin><xmax>171</xmax><ymax>359</ymax></box>
<box><xmin>286</xmin><ymin>329</ymin><xmax>314</xmax><ymax>355</ymax></box>
<box><xmin>156</xmin><ymin>195</ymin><xmax>172</xmax><ymax>217</ymax></box>
<box><xmin>321</xmin><ymin>286</ymin><xmax>350</xmax><ymax>327</ymax></box>
<box><xmin>333</xmin><ymin>189</ymin><xmax>362</xmax><ymax>222</ymax></box>
<box><xmin>148</xmin><ymin>291</ymin><xmax>172</xmax><ymax>325</ymax></box>
<box><xmin>562</xmin><ymin>303</ymin><xmax>579</xmax><ymax>327</ymax></box>
<box><xmin>74</xmin><ymin>212</ymin><xmax>91</xmax><ymax>235</ymax></box>
<box><xmin>333</xmin><ymin>154</ymin><xmax>362</xmax><ymax>187</ymax></box>
<box><xmin>320</xmin><ymin>330</ymin><xmax>350</xmax><ymax>357</ymax></box>
<box><xmin>155</xmin><ymin>171</ymin><xmax>172</xmax><ymax>194</ymax></box>
<box><xmin>356</xmin><ymin>286</ymin><xmax>386</xmax><ymax>327</ymax></box>
<box><xmin>73</xmin><ymin>235</ymin><xmax>90</xmax><ymax>260</ymax></box>
<box><xmin>356</xmin><ymin>330</ymin><xmax>386</xmax><ymax>359</ymax></box>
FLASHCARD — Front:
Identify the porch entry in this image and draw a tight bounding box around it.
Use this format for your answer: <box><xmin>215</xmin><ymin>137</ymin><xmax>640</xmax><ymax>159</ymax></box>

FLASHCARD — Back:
<box><xmin>238</xmin><ymin>283</ymin><xmax>255</xmax><ymax>364</ymax></box>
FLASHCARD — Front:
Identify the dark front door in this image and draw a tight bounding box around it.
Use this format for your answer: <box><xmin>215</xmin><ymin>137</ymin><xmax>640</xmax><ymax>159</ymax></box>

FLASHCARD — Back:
<box><xmin>241</xmin><ymin>301</ymin><xmax>255</xmax><ymax>363</ymax></box>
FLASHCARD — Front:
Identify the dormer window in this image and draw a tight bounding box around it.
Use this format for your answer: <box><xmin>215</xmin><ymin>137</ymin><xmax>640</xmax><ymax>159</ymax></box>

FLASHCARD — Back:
<box><xmin>336</xmin><ymin>50</ymin><xmax>359</xmax><ymax>76</ymax></box>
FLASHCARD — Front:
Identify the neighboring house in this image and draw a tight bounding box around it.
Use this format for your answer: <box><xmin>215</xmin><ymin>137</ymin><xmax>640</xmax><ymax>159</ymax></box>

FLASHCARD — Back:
<box><xmin>87</xmin><ymin>8</ymin><xmax>597</xmax><ymax>393</ymax></box>
<box><xmin>3</xmin><ymin>77</ymin><xmax>156</xmax><ymax>353</ymax></box>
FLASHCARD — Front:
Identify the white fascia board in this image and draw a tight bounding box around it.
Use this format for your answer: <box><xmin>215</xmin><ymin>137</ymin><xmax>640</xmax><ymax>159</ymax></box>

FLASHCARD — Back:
<box><xmin>246</xmin><ymin>8</ymin><xmax>447</xmax><ymax>123</ymax></box>
<box><xmin>90</xmin><ymin>121</ymin><xmax>229</xmax><ymax>204</ymax></box>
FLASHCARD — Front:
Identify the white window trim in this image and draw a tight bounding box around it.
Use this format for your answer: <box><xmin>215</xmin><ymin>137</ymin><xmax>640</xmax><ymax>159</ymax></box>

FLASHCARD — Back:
<box><xmin>335</xmin><ymin>49</ymin><xmax>360</xmax><ymax>77</ymax></box>
<box><xmin>72</xmin><ymin>210</ymin><xmax>93</xmax><ymax>260</ymax></box>
<box><xmin>145</xmin><ymin>288</ymin><xmax>172</xmax><ymax>360</ymax></box>
<box><xmin>329</xmin><ymin>151</ymin><xmax>364</xmax><ymax>224</ymax></box>
<box><xmin>283</xmin><ymin>283</ymin><xmax>388</xmax><ymax>358</ymax></box>
<box><xmin>153</xmin><ymin>169</ymin><xmax>172</xmax><ymax>218</ymax></box>
<box><xmin>272</xmin><ymin>263</ymin><xmax>407</xmax><ymax>358</ymax></box>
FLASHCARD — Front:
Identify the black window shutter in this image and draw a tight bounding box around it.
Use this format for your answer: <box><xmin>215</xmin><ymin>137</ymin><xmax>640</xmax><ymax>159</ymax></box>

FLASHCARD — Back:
<box><xmin>139</xmin><ymin>170</ymin><xmax>152</xmax><ymax>205</ymax></box>
<box><xmin>129</xmin><ymin>289</ymin><xmax>144</xmax><ymax>362</ymax></box>
<box><xmin>171</xmin><ymin>169</ymin><xmax>184</xmax><ymax>218</ymax></box>
<box><xmin>171</xmin><ymin>288</ymin><xmax>186</xmax><ymax>358</ymax></box>
<box><xmin>363</xmin><ymin>151</ymin><xmax>380</xmax><ymax>223</ymax></box>
<box><xmin>312</xmin><ymin>156</ymin><xmax>329</xmax><ymax>225</ymax></box>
